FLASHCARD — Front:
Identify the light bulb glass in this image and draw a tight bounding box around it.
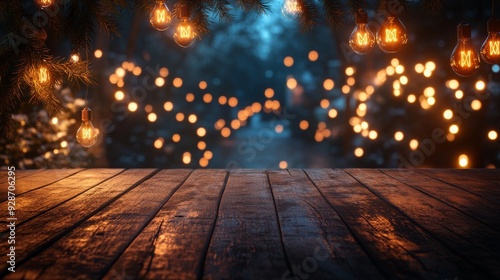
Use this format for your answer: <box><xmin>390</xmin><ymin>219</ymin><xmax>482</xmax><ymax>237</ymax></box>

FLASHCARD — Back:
<box><xmin>34</xmin><ymin>0</ymin><xmax>53</xmax><ymax>8</ymax></box>
<box><xmin>376</xmin><ymin>16</ymin><xmax>408</xmax><ymax>53</ymax></box>
<box><xmin>349</xmin><ymin>10</ymin><xmax>376</xmax><ymax>54</ymax></box>
<box><xmin>174</xmin><ymin>18</ymin><xmax>196</xmax><ymax>48</ymax></box>
<box><xmin>450</xmin><ymin>23</ymin><xmax>480</xmax><ymax>77</ymax></box>
<box><xmin>150</xmin><ymin>1</ymin><xmax>172</xmax><ymax>31</ymax></box>
<box><xmin>76</xmin><ymin>107</ymin><xmax>98</xmax><ymax>148</ymax></box>
<box><xmin>480</xmin><ymin>18</ymin><xmax>500</xmax><ymax>64</ymax></box>
<box><xmin>282</xmin><ymin>0</ymin><xmax>302</xmax><ymax>19</ymax></box>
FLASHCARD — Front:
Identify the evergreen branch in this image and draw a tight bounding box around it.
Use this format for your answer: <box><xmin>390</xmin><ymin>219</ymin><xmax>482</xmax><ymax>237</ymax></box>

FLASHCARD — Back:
<box><xmin>299</xmin><ymin>0</ymin><xmax>320</xmax><ymax>32</ymax></box>
<box><xmin>319</xmin><ymin>0</ymin><xmax>345</xmax><ymax>29</ymax></box>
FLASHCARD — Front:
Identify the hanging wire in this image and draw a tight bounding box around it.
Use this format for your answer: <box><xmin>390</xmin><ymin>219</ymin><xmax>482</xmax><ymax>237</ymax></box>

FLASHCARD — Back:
<box><xmin>461</xmin><ymin>0</ymin><xmax>465</xmax><ymax>22</ymax></box>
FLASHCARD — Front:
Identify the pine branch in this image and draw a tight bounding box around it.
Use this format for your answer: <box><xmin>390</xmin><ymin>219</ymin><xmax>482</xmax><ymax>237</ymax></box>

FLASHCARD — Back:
<box><xmin>319</xmin><ymin>0</ymin><xmax>345</xmax><ymax>29</ymax></box>
<box><xmin>299</xmin><ymin>0</ymin><xmax>320</xmax><ymax>31</ymax></box>
<box><xmin>421</xmin><ymin>0</ymin><xmax>446</xmax><ymax>15</ymax></box>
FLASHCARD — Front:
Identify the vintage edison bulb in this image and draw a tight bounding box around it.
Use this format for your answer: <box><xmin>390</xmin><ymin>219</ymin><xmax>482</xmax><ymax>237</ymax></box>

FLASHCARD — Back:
<box><xmin>450</xmin><ymin>23</ymin><xmax>480</xmax><ymax>77</ymax></box>
<box><xmin>150</xmin><ymin>1</ymin><xmax>172</xmax><ymax>31</ymax></box>
<box><xmin>376</xmin><ymin>16</ymin><xmax>408</xmax><ymax>53</ymax></box>
<box><xmin>281</xmin><ymin>0</ymin><xmax>302</xmax><ymax>19</ymax></box>
<box><xmin>76</xmin><ymin>107</ymin><xmax>98</xmax><ymax>147</ymax></box>
<box><xmin>480</xmin><ymin>18</ymin><xmax>500</xmax><ymax>64</ymax></box>
<box><xmin>34</xmin><ymin>0</ymin><xmax>53</xmax><ymax>8</ymax></box>
<box><xmin>174</xmin><ymin>18</ymin><xmax>196</xmax><ymax>47</ymax></box>
<box><xmin>349</xmin><ymin>9</ymin><xmax>375</xmax><ymax>54</ymax></box>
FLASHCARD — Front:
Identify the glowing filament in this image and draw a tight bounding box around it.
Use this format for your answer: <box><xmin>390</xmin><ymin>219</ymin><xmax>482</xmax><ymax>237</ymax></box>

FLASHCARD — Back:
<box><xmin>285</xmin><ymin>1</ymin><xmax>301</xmax><ymax>13</ymax></box>
<box><xmin>156</xmin><ymin>10</ymin><xmax>167</xmax><ymax>23</ymax></box>
<box><xmin>357</xmin><ymin>33</ymin><xmax>369</xmax><ymax>45</ymax></box>
<box><xmin>39</xmin><ymin>66</ymin><xmax>49</xmax><ymax>84</ymax></box>
<box><xmin>385</xmin><ymin>28</ymin><xmax>397</xmax><ymax>42</ymax></box>
<box><xmin>41</xmin><ymin>0</ymin><xmax>51</xmax><ymax>4</ymax></box>
<box><xmin>460</xmin><ymin>51</ymin><xmax>472</xmax><ymax>67</ymax></box>
<box><xmin>82</xmin><ymin>128</ymin><xmax>92</xmax><ymax>139</ymax></box>
<box><xmin>179</xmin><ymin>26</ymin><xmax>192</xmax><ymax>38</ymax></box>
<box><xmin>489</xmin><ymin>40</ymin><xmax>500</xmax><ymax>55</ymax></box>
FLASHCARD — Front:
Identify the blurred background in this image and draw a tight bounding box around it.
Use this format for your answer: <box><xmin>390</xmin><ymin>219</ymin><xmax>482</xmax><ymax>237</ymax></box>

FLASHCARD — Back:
<box><xmin>1</xmin><ymin>0</ymin><xmax>499</xmax><ymax>169</ymax></box>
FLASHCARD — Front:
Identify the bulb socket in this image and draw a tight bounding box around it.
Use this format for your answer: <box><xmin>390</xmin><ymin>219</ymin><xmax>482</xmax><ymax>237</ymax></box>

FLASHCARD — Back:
<box><xmin>488</xmin><ymin>18</ymin><xmax>500</xmax><ymax>33</ymax></box>
<box><xmin>81</xmin><ymin>107</ymin><xmax>92</xmax><ymax>122</ymax></box>
<box><xmin>355</xmin><ymin>9</ymin><xmax>368</xmax><ymax>24</ymax></box>
<box><xmin>457</xmin><ymin>23</ymin><xmax>471</xmax><ymax>38</ymax></box>
<box><xmin>178</xmin><ymin>4</ymin><xmax>190</xmax><ymax>19</ymax></box>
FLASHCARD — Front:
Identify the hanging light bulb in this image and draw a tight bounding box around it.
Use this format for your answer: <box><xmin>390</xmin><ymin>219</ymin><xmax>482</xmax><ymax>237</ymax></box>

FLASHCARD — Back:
<box><xmin>76</xmin><ymin>107</ymin><xmax>99</xmax><ymax>148</ymax></box>
<box><xmin>150</xmin><ymin>1</ymin><xmax>172</xmax><ymax>31</ymax></box>
<box><xmin>450</xmin><ymin>23</ymin><xmax>481</xmax><ymax>77</ymax></box>
<box><xmin>34</xmin><ymin>0</ymin><xmax>53</xmax><ymax>8</ymax></box>
<box><xmin>282</xmin><ymin>0</ymin><xmax>302</xmax><ymax>19</ymax></box>
<box><xmin>480</xmin><ymin>18</ymin><xmax>500</xmax><ymax>64</ymax></box>
<box><xmin>349</xmin><ymin>9</ymin><xmax>376</xmax><ymax>54</ymax></box>
<box><xmin>173</xmin><ymin>5</ymin><xmax>196</xmax><ymax>48</ymax></box>
<box><xmin>376</xmin><ymin>15</ymin><xmax>408</xmax><ymax>53</ymax></box>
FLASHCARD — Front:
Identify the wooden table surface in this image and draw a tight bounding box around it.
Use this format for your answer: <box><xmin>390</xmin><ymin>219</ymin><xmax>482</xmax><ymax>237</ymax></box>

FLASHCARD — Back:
<box><xmin>1</xmin><ymin>169</ymin><xmax>499</xmax><ymax>279</ymax></box>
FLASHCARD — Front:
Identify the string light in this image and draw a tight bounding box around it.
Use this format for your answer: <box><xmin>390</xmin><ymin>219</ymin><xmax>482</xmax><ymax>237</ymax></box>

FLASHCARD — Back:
<box><xmin>76</xmin><ymin>107</ymin><xmax>98</xmax><ymax>148</ymax></box>
<box><xmin>281</xmin><ymin>0</ymin><xmax>302</xmax><ymax>19</ymax></box>
<box><xmin>376</xmin><ymin>15</ymin><xmax>408</xmax><ymax>53</ymax></box>
<box><xmin>150</xmin><ymin>1</ymin><xmax>172</xmax><ymax>31</ymax></box>
<box><xmin>450</xmin><ymin>23</ymin><xmax>480</xmax><ymax>77</ymax></box>
<box><xmin>34</xmin><ymin>0</ymin><xmax>53</xmax><ymax>8</ymax></box>
<box><xmin>349</xmin><ymin>9</ymin><xmax>376</xmax><ymax>54</ymax></box>
<box><xmin>481</xmin><ymin>18</ymin><xmax>500</xmax><ymax>64</ymax></box>
<box><xmin>37</xmin><ymin>64</ymin><xmax>51</xmax><ymax>86</ymax></box>
<box><xmin>173</xmin><ymin>5</ymin><xmax>196</xmax><ymax>47</ymax></box>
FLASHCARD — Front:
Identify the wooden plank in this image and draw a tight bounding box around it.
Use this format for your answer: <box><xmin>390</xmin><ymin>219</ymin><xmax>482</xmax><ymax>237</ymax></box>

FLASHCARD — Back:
<box><xmin>417</xmin><ymin>169</ymin><xmax>500</xmax><ymax>204</ymax></box>
<box><xmin>0</xmin><ymin>169</ymin><xmax>84</xmax><ymax>202</ymax></box>
<box><xmin>0</xmin><ymin>169</ymin><xmax>160</xmax><ymax>277</ymax></box>
<box><xmin>383</xmin><ymin>169</ymin><xmax>500</xmax><ymax>230</ymax></box>
<box><xmin>453</xmin><ymin>169</ymin><xmax>500</xmax><ymax>184</ymax></box>
<box><xmin>0</xmin><ymin>169</ymin><xmax>45</xmax><ymax>181</ymax></box>
<box><xmin>306</xmin><ymin>169</ymin><xmax>483</xmax><ymax>279</ymax></box>
<box><xmin>268</xmin><ymin>169</ymin><xmax>384</xmax><ymax>279</ymax></box>
<box><xmin>7</xmin><ymin>169</ymin><xmax>191</xmax><ymax>279</ymax></box>
<box><xmin>202</xmin><ymin>169</ymin><xmax>290</xmax><ymax>279</ymax></box>
<box><xmin>345</xmin><ymin>169</ymin><xmax>500</xmax><ymax>278</ymax></box>
<box><xmin>0</xmin><ymin>169</ymin><xmax>122</xmax><ymax>229</ymax></box>
<box><xmin>103</xmin><ymin>169</ymin><xmax>227</xmax><ymax>280</ymax></box>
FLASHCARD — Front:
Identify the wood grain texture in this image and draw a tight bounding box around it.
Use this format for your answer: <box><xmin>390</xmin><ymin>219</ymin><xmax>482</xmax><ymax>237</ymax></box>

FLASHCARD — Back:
<box><xmin>306</xmin><ymin>169</ymin><xmax>481</xmax><ymax>279</ymax></box>
<box><xmin>0</xmin><ymin>169</ymin><xmax>83</xmax><ymax>202</ymax></box>
<box><xmin>417</xmin><ymin>169</ymin><xmax>500</xmax><ymax>204</ymax></box>
<box><xmin>383</xmin><ymin>169</ymin><xmax>500</xmax><ymax>230</ymax></box>
<box><xmin>268</xmin><ymin>169</ymin><xmax>384</xmax><ymax>279</ymax></box>
<box><xmin>346</xmin><ymin>169</ymin><xmax>499</xmax><ymax>278</ymax></box>
<box><xmin>8</xmin><ymin>169</ymin><xmax>191</xmax><ymax>280</ymax></box>
<box><xmin>203</xmin><ymin>169</ymin><xmax>290</xmax><ymax>280</ymax></box>
<box><xmin>0</xmin><ymin>169</ymin><xmax>159</xmax><ymax>277</ymax></box>
<box><xmin>103</xmin><ymin>169</ymin><xmax>227</xmax><ymax>280</ymax></box>
<box><xmin>453</xmin><ymin>168</ymin><xmax>500</xmax><ymax>184</ymax></box>
<box><xmin>0</xmin><ymin>169</ymin><xmax>45</xmax><ymax>181</ymax></box>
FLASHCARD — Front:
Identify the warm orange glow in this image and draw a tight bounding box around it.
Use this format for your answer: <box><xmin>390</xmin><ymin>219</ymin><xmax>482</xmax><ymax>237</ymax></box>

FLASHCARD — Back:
<box><xmin>128</xmin><ymin>102</ymin><xmax>138</xmax><ymax>112</ymax></box>
<box><xmin>279</xmin><ymin>161</ymin><xmax>288</xmax><ymax>169</ymax></box>
<box><xmin>148</xmin><ymin>113</ymin><xmax>157</xmax><ymax>122</ymax></box>
<box><xmin>251</xmin><ymin>102</ymin><xmax>262</xmax><ymax>113</ymax></box>
<box><xmin>287</xmin><ymin>78</ymin><xmax>297</xmax><ymax>89</ymax></box>
<box><xmin>328</xmin><ymin>109</ymin><xmax>338</xmax><ymax>118</ymax></box>
<box><xmin>114</xmin><ymin>91</ymin><xmax>124</xmax><ymax>101</ymax></box>
<box><xmin>188</xmin><ymin>114</ymin><xmax>197</xmax><ymax>123</ymax></box>
<box><xmin>198</xmin><ymin>141</ymin><xmax>206</xmax><ymax>150</ymax></box>
<box><xmin>323</xmin><ymin>79</ymin><xmax>334</xmax><ymax>90</ymax></box>
<box><xmin>144</xmin><ymin>105</ymin><xmax>153</xmax><ymax>113</ymax></box>
<box><xmin>172</xmin><ymin>134</ymin><xmax>181</xmax><ymax>142</ymax></box>
<box><xmin>284</xmin><ymin>56</ymin><xmax>294</xmax><ymax>67</ymax></box>
<box><xmin>199</xmin><ymin>81</ymin><xmax>207</xmax><ymax>89</ymax></box>
<box><xmin>218</xmin><ymin>96</ymin><xmax>227</xmax><ymax>105</ymax></box>
<box><xmin>133</xmin><ymin>67</ymin><xmax>142</xmax><ymax>76</ymax></box>
<box><xmin>354</xmin><ymin>148</ymin><xmax>364</xmax><ymax>157</ymax></box>
<box><xmin>159</xmin><ymin>67</ymin><xmax>169</xmax><ymax>77</ymax></box>
<box><xmin>221</xmin><ymin>127</ymin><xmax>231</xmax><ymax>137</ymax></box>
<box><xmin>320</xmin><ymin>99</ymin><xmax>329</xmax><ymax>109</ymax></box>
<box><xmin>38</xmin><ymin>66</ymin><xmax>50</xmax><ymax>85</ymax></box>
<box><xmin>449</xmin><ymin>124</ymin><xmax>459</xmax><ymax>134</ymax></box>
<box><xmin>231</xmin><ymin>120</ymin><xmax>241</xmax><ymax>130</ymax></box>
<box><xmin>175</xmin><ymin>112</ymin><xmax>185</xmax><ymax>122</ymax></box>
<box><xmin>443</xmin><ymin>109</ymin><xmax>453</xmax><ymax>120</ymax></box>
<box><xmin>186</xmin><ymin>93</ymin><xmax>195</xmax><ymax>102</ymax></box>
<box><xmin>299</xmin><ymin>120</ymin><xmax>309</xmax><ymax>130</ymax></box>
<box><xmin>203</xmin><ymin>93</ymin><xmax>212</xmax><ymax>103</ymax></box>
<box><xmin>264</xmin><ymin>88</ymin><xmax>275</xmax><ymax>98</ymax></box>
<box><xmin>204</xmin><ymin>150</ymin><xmax>213</xmax><ymax>160</ymax></box>
<box><xmin>173</xmin><ymin>77</ymin><xmax>183</xmax><ymax>88</ymax></box>
<box><xmin>150</xmin><ymin>2</ymin><xmax>172</xmax><ymax>31</ymax></box>
<box><xmin>228</xmin><ymin>97</ymin><xmax>238</xmax><ymax>107</ymax></box>
<box><xmin>154</xmin><ymin>138</ymin><xmax>164</xmax><ymax>149</ymax></box>
<box><xmin>163</xmin><ymin>101</ymin><xmax>173</xmax><ymax>111</ymax></box>
<box><xmin>215</xmin><ymin>119</ymin><xmax>225</xmax><ymax>130</ymax></box>
<box><xmin>94</xmin><ymin>49</ymin><xmax>103</xmax><ymax>58</ymax></box>
<box><xmin>308</xmin><ymin>51</ymin><xmax>319</xmax><ymax>61</ymax></box>
<box><xmin>155</xmin><ymin>77</ymin><xmax>165</xmax><ymax>87</ymax></box>
<box><xmin>394</xmin><ymin>131</ymin><xmax>404</xmax><ymax>141</ymax></box>
<box><xmin>458</xmin><ymin>154</ymin><xmax>469</xmax><ymax>167</ymax></box>
<box><xmin>183</xmin><ymin>152</ymin><xmax>191</xmax><ymax>164</ymax></box>
<box><xmin>275</xmin><ymin>124</ymin><xmax>284</xmax><ymax>133</ymax></box>
<box><xmin>174</xmin><ymin>18</ymin><xmax>196</xmax><ymax>47</ymax></box>
<box><xmin>488</xmin><ymin>130</ymin><xmax>498</xmax><ymax>140</ymax></box>
<box><xmin>368</xmin><ymin>130</ymin><xmax>378</xmax><ymax>140</ymax></box>
<box><xmin>199</xmin><ymin>157</ymin><xmax>209</xmax><ymax>167</ymax></box>
<box><xmin>197</xmin><ymin>127</ymin><xmax>207</xmax><ymax>137</ymax></box>
<box><xmin>475</xmin><ymin>80</ymin><xmax>486</xmax><ymax>91</ymax></box>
